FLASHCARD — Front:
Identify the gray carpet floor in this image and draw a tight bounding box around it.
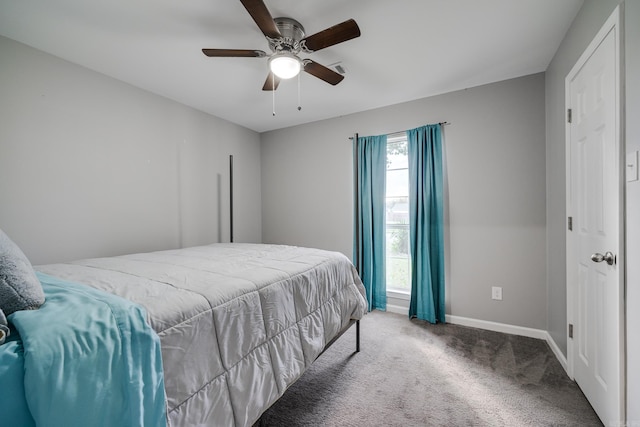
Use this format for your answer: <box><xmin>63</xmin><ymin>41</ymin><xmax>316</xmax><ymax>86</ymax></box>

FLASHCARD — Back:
<box><xmin>258</xmin><ymin>310</ymin><xmax>602</xmax><ymax>426</ymax></box>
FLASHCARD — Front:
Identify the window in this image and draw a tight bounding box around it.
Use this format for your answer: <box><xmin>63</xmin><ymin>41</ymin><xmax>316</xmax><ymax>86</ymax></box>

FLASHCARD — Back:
<box><xmin>386</xmin><ymin>134</ymin><xmax>411</xmax><ymax>294</ymax></box>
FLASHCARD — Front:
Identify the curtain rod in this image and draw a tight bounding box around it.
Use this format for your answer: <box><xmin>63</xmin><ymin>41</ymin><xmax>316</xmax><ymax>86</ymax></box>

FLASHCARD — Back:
<box><xmin>348</xmin><ymin>122</ymin><xmax>450</xmax><ymax>140</ymax></box>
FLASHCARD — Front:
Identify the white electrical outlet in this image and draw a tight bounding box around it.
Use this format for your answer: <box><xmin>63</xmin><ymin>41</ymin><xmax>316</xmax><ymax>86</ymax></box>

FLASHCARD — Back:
<box><xmin>492</xmin><ymin>286</ymin><xmax>503</xmax><ymax>301</ymax></box>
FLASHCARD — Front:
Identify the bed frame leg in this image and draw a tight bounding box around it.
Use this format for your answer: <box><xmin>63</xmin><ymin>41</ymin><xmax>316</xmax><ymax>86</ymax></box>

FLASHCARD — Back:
<box><xmin>356</xmin><ymin>320</ymin><xmax>360</xmax><ymax>353</ymax></box>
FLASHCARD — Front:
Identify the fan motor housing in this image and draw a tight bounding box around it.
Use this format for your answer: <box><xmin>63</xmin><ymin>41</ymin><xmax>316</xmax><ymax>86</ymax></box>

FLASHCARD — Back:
<box><xmin>269</xmin><ymin>17</ymin><xmax>305</xmax><ymax>53</ymax></box>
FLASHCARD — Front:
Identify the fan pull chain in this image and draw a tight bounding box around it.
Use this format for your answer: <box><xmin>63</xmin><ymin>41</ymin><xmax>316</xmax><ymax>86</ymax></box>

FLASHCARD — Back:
<box><xmin>272</xmin><ymin>73</ymin><xmax>276</xmax><ymax>116</ymax></box>
<box><xmin>297</xmin><ymin>72</ymin><xmax>302</xmax><ymax>111</ymax></box>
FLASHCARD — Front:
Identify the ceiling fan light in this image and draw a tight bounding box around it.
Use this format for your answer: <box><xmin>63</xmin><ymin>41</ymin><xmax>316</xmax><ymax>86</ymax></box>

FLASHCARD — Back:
<box><xmin>269</xmin><ymin>53</ymin><xmax>301</xmax><ymax>79</ymax></box>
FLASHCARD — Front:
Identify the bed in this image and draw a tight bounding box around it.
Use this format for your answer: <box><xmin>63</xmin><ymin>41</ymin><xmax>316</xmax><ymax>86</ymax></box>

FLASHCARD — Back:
<box><xmin>1</xmin><ymin>241</ymin><xmax>368</xmax><ymax>427</ymax></box>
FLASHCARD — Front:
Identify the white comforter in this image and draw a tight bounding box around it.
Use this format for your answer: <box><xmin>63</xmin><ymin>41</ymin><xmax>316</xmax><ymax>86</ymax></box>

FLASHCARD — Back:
<box><xmin>37</xmin><ymin>243</ymin><xmax>368</xmax><ymax>427</ymax></box>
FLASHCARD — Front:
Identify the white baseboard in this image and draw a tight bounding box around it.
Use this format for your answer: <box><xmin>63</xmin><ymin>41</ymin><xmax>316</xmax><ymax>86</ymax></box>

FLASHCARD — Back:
<box><xmin>379</xmin><ymin>309</ymin><xmax>569</xmax><ymax>374</ymax></box>
<box><xmin>385</xmin><ymin>292</ymin><xmax>409</xmax><ymax>316</ymax></box>
<box><xmin>445</xmin><ymin>314</ymin><xmax>569</xmax><ymax>375</ymax></box>
<box><xmin>445</xmin><ymin>315</ymin><xmax>548</xmax><ymax>340</ymax></box>
<box><xmin>385</xmin><ymin>303</ymin><xmax>407</xmax><ymax>316</ymax></box>
<box><xmin>545</xmin><ymin>331</ymin><xmax>569</xmax><ymax>375</ymax></box>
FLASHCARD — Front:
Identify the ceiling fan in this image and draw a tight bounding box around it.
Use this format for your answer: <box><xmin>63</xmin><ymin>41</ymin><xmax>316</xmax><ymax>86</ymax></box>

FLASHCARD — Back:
<box><xmin>202</xmin><ymin>0</ymin><xmax>361</xmax><ymax>91</ymax></box>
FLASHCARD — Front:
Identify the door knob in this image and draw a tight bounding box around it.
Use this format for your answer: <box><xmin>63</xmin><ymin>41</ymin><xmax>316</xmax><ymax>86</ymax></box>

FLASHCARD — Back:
<box><xmin>591</xmin><ymin>251</ymin><xmax>616</xmax><ymax>266</ymax></box>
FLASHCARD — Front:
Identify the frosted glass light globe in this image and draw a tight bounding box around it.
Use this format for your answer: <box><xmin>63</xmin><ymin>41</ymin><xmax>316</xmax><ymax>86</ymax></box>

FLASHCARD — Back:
<box><xmin>269</xmin><ymin>53</ymin><xmax>301</xmax><ymax>79</ymax></box>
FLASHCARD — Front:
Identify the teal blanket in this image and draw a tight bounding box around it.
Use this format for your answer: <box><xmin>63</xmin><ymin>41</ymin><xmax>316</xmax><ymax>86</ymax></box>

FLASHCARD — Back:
<box><xmin>0</xmin><ymin>273</ymin><xmax>167</xmax><ymax>427</ymax></box>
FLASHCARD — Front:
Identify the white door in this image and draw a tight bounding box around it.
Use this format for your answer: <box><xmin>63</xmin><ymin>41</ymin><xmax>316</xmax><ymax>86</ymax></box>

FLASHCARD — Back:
<box><xmin>566</xmin><ymin>9</ymin><xmax>623</xmax><ymax>426</ymax></box>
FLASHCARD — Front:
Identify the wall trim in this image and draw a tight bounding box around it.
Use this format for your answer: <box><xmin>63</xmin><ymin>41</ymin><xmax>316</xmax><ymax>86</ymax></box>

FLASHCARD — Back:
<box><xmin>445</xmin><ymin>315</ymin><xmax>547</xmax><ymax>340</ymax></box>
<box><xmin>545</xmin><ymin>331</ymin><xmax>569</xmax><ymax>375</ymax></box>
<box><xmin>380</xmin><ymin>310</ymin><xmax>569</xmax><ymax>373</ymax></box>
<box><xmin>386</xmin><ymin>303</ymin><xmax>407</xmax><ymax>316</ymax></box>
<box><xmin>445</xmin><ymin>315</ymin><xmax>569</xmax><ymax>375</ymax></box>
<box><xmin>386</xmin><ymin>291</ymin><xmax>409</xmax><ymax>316</ymax></box>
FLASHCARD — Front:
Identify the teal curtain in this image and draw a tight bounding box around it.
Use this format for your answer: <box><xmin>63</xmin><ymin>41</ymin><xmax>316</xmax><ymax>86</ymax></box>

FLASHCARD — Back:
<box><xmin>353</xmin><ymin>135</ymin><xmax>387</xmax><ymax>311</ymax></box>
<box><xmin>407</xmin><ymin>124</ymin><xmax>445</xmax><ymax>323</ymax></box>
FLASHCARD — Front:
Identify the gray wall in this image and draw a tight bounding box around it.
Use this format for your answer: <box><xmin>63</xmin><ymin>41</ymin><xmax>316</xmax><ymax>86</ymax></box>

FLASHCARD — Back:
<box><xmin>0</xmin><ymin>36</ymin><xmax>262</xmax><ymax>265</ymax></box>
<box><xmin>545</xmin><ymin>0</ymin><xmax>639</xmax><ymax>421</ymax></box>
<box><xmin>261</xmin><ymin>73</ymin><xmax>547</xmax><ymax>330</ymax></box>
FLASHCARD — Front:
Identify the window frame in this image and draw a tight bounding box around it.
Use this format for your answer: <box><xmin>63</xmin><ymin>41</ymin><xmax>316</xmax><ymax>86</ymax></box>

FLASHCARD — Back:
<box><xmin>385</xmin><ymin>133</ymin><xmax>411</xmax><ymax>298</ymax></box>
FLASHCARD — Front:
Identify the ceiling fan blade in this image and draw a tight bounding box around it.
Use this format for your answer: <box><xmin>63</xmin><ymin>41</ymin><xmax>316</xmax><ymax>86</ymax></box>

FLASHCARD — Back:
<box><xmin>301</xmin><ymin>19</ymin><xmax>361</xmax><ymax>52</ymax></box>
<box><xmin>262</xmin><ymin>72</ymin><xmax>281</xmax><ymax>91</ymax></box>
<box><xmin>303</xmin><ymin>60</ymin><xmax>344</xmax><ymax>85</ymax></box>
<box><xmin>202</xmin><ymin>49</ymin><xmax>266</xmax><ymax>57</ymax></box>
<box><xmin>239</xmin><ymin>0</ymin><xmax>282</xmax><ymax>39</ymax></box>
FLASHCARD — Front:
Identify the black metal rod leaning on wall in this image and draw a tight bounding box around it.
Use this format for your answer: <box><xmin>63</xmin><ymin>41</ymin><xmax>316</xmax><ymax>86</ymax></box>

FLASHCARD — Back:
<box><xmin>352</xmin><ymin>133</ymin><xmax>359</xmax><ymax>273</ymax></box>
<box><xmin>230</xmin><ymin>155</ymin><xmax>234</xmax><ymax>243</ymax></box>
<box><xmin>347</xmin><ymin>122</ymin><xmax>451</xmax><ymax>140</ymax></box>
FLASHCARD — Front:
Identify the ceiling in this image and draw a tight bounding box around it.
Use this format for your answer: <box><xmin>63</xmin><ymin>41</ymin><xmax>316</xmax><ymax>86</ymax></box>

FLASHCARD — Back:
<box><xmin>0</xmin><ymin>0</ymin><xmax>583</xmax><ymax>133</ymax></box>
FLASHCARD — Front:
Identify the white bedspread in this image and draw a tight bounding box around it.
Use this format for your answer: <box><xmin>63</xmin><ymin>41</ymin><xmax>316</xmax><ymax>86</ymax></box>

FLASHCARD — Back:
<box><xmin>37</xmin><ymin>243</ymin><xmax>368</xmax><ymax>427</ymax></box>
